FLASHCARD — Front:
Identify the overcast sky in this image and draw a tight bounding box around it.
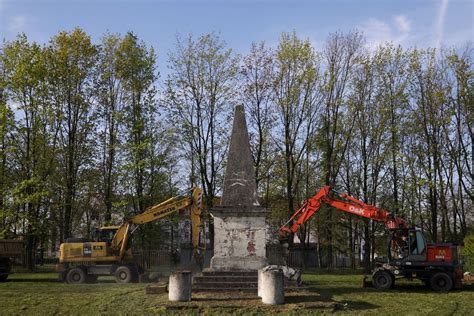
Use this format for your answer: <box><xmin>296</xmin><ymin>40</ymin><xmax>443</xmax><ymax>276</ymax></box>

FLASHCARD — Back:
<box><xmin>0</xmin><ymin>0</ymin><xmax>472</xmax><ymax>70</ymax></box>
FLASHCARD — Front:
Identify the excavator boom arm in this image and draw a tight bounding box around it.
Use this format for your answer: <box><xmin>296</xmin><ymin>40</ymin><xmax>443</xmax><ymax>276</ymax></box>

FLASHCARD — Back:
<box><xmin>130</xmin><ymin>197</ymin><xmax>193</xmax><ymax>225</ymax></box>
<box><xmin>111</xmin><ymin>188</ymin><xmax>203</xmax><ymax>260</ymax></box>
<box><xmin>280</xmin><ymin>185</ymin><xmax>407</xmax><ymax>237</ymax></box>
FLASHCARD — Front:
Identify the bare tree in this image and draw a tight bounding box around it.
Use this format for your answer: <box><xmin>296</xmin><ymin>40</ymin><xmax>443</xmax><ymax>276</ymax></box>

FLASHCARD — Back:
<box><xmin>164</xmin><ymin>33</ymin><xmax>239</xmax><ymax>244</ymax></box>
<box><xmin>319</xmin><ymin>31</ymin><xmax>363</xmax><ymax>268</ymax></box>
<box><xmin>240</xmin><ymin>41</ymin><xmax>276</xmax><ymax>198</ymax></box>
<box><xmin>273</xmin><ymin>32</ymin><xmax>319</xmax><ymax>221</ymax></box>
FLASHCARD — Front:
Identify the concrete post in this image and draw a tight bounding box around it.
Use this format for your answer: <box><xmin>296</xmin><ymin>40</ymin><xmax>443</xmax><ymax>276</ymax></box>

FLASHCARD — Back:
<box><xmin>168</xmin><ymin>271</ymin><xmax>192</xmax><ymax>302</ymax></box>
<box><xmin>261</xmin><ymin>269</ymin><xmax>284</xmax><ymax>305</ymax></box>
<box><xmin>258</xmin><ymin>268</ymin><xmax>264</xmax><ymax>297</ymax></box>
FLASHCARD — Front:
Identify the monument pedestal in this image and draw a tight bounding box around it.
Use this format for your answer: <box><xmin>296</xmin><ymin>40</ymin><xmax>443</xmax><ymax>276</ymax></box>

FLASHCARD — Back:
<box><xmin>210</xmin><ymin>206</ymin><xmax>268</xmax><ymax>271</ymax></box>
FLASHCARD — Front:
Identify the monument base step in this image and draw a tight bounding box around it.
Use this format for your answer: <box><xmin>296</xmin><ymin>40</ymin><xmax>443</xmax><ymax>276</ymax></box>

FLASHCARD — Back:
<box><xmin>193</xmin><ymin>286</ymin><xmax>308</xmax><ymax>293</ymax></box>
<box><xmin>194</xmin><ymin>270</ymin><xmax>257</xmax><ymax>292</ymax></box>
<box><xmin>202</xmin><ymin>269</ymin><xmax>257</xmax><ymax>276</ymax></box>
<box><xmin>193</xmin><ymin>270</ymin><xmax>308</xmax><ymax>293</ymax></box>
<box><xmin>194</xmin><ymin>277</ymin><xmax>258</xmax><ymax>283</ymax></box>
<box><xmin>193</xmin><ymin>287</ymin><xmax>257</xmax><ymax>292</ymax></box>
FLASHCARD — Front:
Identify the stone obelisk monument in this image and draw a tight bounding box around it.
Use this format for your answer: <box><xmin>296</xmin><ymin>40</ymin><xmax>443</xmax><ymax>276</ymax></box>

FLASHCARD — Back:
<box><xmin>210</xmin><ymin>105</ymin><xmax>269</xmax><ymax>271</ymax></box>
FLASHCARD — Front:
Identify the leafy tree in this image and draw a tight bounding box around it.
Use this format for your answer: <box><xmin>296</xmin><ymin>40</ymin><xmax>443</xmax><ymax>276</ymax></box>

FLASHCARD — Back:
<box><xmin>442</xmin><ymin>47</ymin><xmax>473</xmax><ymax>238</ymax></box>
<box><xmin>115</xmin><ymin>31</ymin><xmax>158</xmax><ymax>215</ymax></box>
<box><xmin>408</xmin><ymin>49</ymin><xmax>448</xmax><ymax>242</ymax></box>
<box><xmin>46</xmin><ymin>28</ymin><xmax>98</xmax><ymax>241</ymax></box>
<box><xmin>273</xmin><ymin>32</ymin><xmax>319</xmax><ymax>219</ymax></box>
<box><xmin>317</xmin><ymin>31</ymin><xmax>363</xmax><ymax>268</ymax></box>
<box><xmin>2</xmin><ymin>34</ymin><xmax>53</xmax><ymax>269</ymax></box>
<box><xmin>240</xmin><ymin>42</ymin><xmax>276</xmax><ymax>198</ymax></box>
<box><xmin>96</xmin><ymin>33</ymin><xmax>124</xmax><ymax>222</ymax></box>
<box><xmin>0</xmin><ymin>61</ymin><xmax>16</xmax><ymax>238</ymax></box>
<box><xmin>374</xmin><ymin>44</ymin><xmax>409</xmax><ymax>215</ymax></box>
<box><xmin>463</xmin><ymin>234</ymin><xmax>474</xmax><ymax>271</ymax></box>
<box><xmin>164</xmin><ymin>33</ymin><xmax>239</xmax><ymax>244</ymax></box>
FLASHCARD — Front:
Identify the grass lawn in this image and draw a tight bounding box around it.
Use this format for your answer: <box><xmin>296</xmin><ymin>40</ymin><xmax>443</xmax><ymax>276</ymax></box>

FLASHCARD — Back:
<box><xmin>1</xmin><ymin>270</ymin><xmax>473</xmax><ymax>315</ymax></box>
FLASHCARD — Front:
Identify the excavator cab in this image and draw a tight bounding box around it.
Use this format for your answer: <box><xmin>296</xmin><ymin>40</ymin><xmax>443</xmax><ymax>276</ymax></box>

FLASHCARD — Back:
<box><xmin>388</xmin><ymin>228</ymin><xmax>427</xmax><ymax>262</ymax></box>
<box><xmin>93</xmin><ymin>226</ymin><xmax>119</xmax><ymax>243</ymax></box>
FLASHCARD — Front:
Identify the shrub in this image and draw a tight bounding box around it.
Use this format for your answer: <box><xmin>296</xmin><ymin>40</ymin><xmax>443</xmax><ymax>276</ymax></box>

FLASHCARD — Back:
<box><xmin>462</xmin><ymin>234</ymin><xmax>474</xmax><ymax>272</ymax></box>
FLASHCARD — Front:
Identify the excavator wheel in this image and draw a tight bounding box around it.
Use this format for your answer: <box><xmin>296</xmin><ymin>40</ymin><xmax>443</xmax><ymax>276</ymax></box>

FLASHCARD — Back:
<box><xmin>372</xmin><ymin>270</ymin><xmax>393</xmax><ymax>290</ymax></box>
<box><xmin>430</xmin><ymin>272</ymin><xmax>453</xmax><ymax>291</ymax></box>
<box><xmin>115</xmin><ymin>266</ymin><xmax>133</xmax><ymax>284</ymax></box>
<box><xmin>66</xmin><ymin>267</ymin><xmax>86</xmax><ymax>284</ymax></box>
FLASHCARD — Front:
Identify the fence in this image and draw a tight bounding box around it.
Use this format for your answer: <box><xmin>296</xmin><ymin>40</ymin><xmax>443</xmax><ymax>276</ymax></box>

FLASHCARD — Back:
<box><xmin>136</xmin><ymin>247</ymin><xmax>331</xmax><ymax>270</ymax></box>
<box><xmin>287</xmin><ymin>247</ymin><xmax>356</xmax><ymax>269</ymax></box>
<box><xmin>132</xmin><ymin>250</ymin><xmax>172</xmax><ymax>270</ymax></box>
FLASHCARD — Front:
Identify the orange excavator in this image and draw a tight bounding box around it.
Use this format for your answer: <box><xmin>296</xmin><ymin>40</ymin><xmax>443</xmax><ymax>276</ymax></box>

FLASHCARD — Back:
<box><xmin>279</xmin><ymin>185</ymin><xmax>464</xmax><ymax>291</ymax></box>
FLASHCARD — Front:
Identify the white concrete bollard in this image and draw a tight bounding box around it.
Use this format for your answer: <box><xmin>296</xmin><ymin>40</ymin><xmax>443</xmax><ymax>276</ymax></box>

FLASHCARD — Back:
<box><xmin>168</xmin><ymin>271</ymin><xmax>192</xmax><ymax>302</ymax></box>
<box><xmin>258</xmin><ymin>269</ymin><xmax>264</xmax><ymax>297</ymax></box>
<box><xmin>261</xmin><ymin>269</ymin><xmax>284</xmax><ymax>305</ymax></box>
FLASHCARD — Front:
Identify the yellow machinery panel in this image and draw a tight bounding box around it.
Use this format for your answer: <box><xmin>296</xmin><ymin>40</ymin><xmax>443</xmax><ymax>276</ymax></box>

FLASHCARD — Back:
<box><xmin>60</xmin><ymin>243</ymin><xmax>82</xmax><ymax>261</ymax></box>
<box><xmin>60</xmin><ymin>242</ymin><xmax>112</xmax><ymax>262</ymax></box>
<box><xmin>90</xmin><ymin>242</ymin><xmax>108</xmax><ymax>257</ymax></box>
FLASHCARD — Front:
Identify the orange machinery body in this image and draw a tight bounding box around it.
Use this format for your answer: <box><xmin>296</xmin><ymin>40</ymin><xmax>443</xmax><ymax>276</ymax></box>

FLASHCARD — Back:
<box><xmin>426</xmin><ymin>244</ymin><xmax>455</xmax><ymax>263</ymax></box>
<box><xmin>280</xmin><ymin>185</ymin><xmax>408</xmax><ymax>238</ymax></box>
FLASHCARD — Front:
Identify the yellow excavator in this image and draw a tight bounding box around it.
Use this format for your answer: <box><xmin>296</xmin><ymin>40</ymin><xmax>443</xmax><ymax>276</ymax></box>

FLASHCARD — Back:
<box><xmin>57</xmin><ymin>188</ymin><xmax>203</xmax><ymax>284</ymax></box>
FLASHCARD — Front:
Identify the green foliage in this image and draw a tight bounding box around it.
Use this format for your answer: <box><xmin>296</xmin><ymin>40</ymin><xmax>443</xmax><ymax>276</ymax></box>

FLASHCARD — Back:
<box><xmin>0</xmin><ymin>102</ymin><xmax>15</xmax><ymax>233</ymax></box>
<box><xmin>164</xmin><ymin>32</ymin><xmax>238</xmax><ymax>203</ymax></box>
<box><xmin>463</xmin><ymin>234</ymin><xmax>474</xmax><ymax>271</ymax></box>
<box><xmin>115</xmin><ymin>32</ymin><xmax>156</xmax><ymax>92</ymax></box>
<box><xmin>273</xmin><ymin>31</ymin><xmax>319</xmax><ymax>219</ymax></box>
<box><xmin>12</xmin><ymin>178</ymin><xmax>49</xmax><ymax>205</ymax></box>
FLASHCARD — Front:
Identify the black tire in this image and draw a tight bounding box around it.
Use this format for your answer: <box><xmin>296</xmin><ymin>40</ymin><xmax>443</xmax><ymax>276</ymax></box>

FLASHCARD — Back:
<box><xmin>66</xmin><ymin>268</ymin><xmax>86</xmax><ymax>284</ymax></box>
<box><xmin>86</xmin><ymin>274</ymin><xmax>98</xmax><ymax>283</ymax></box>
<box><xmin>372</xmin><ymin>270</ymin><xmax>394</xmax><ymax>290</ymax></box>
<box><xmin>115</xmin><ymin>266</ymin><xmax>132</xmax><ymax>284</ymax></box>
<box><xmin>0</xmin><ymin>274</ymin><xmax>8</xmax><ymax>282</ymax></box>
<box><xmin>430</xmin><ymin>272</ymin><xmax>453</xmax><ymax>291</ymax></box>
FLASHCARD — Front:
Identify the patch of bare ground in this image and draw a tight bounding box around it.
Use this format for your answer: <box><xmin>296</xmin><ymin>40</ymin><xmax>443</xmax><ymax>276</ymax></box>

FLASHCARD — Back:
<box><xmin>160</xmin><ymin>290</ymin><xmax>342</xmax><ymax>312</ymax></box>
